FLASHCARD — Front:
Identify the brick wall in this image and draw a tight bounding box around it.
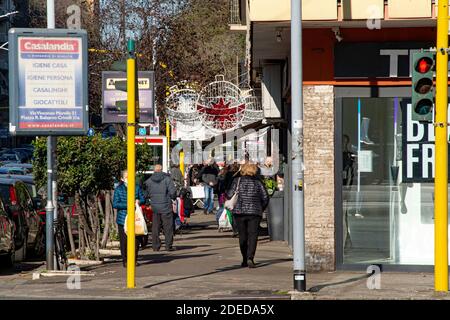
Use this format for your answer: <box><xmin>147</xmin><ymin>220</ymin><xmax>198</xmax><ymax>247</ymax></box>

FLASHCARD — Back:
<box><xmin>303</xmin><ymin>85</ymin><xmax>335</xmax><ymax>271</ymax></box>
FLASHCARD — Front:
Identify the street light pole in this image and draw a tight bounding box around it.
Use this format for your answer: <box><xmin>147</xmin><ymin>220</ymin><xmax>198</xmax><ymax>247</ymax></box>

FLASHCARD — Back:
<box><xmin>291</xmin><ymin>0</ymin><xmax>306</xmax><ymax>291</ymax></box>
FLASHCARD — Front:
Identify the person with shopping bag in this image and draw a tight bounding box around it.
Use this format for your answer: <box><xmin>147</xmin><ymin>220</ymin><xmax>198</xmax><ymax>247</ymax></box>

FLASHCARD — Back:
<box><xmin>226</xmin><ymin>163</ymin><xmax>269</xmax><ymax>268</ymax></box>
<box><xmin>113</xmin><ymin>170</ymin><xmax>146</xmax><ymax>267</ymax></box>
<box><xmin>144</xmin><ymin>164</ymin><xmax>178</xmax><ymax>252</ymax></box>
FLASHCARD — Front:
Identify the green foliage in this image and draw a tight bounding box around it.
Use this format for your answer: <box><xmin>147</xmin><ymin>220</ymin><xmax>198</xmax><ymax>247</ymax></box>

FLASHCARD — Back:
<box><xmin>32</xmin><ymin>135</ymin><xmax>158</xmax><ymax>196</ymax></box>
<box><xmin>136</xmin><ymin>143</ymin><xmax>154</xmax><ymax>174</ymax></box>
<box><xmin>263</xmin><ymin>177</ymin><xmax>276</xmax><ymax>196</ymax></box>
<box><xmin>33</xmin><ymin>135</ymin><xmax>127</xmax><ymax>196</ymax></box>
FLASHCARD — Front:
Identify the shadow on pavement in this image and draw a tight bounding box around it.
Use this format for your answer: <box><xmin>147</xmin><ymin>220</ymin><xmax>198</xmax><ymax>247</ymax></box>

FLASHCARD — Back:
<box><xmin>82</xmin><ymin>253</ymin><xmax>215</xmax><ymax>272</ymax></box>
<box><xmin>142</xmin><ymin>257</ymin><xmax>292</xmax><ymax>289</ymax></box>
<box><xmin>308</xmin><ymin>273</ymin><xmax>370</xmax><ymax>293</ymax></box>
<box><xmin>0</xmin><ymin>261</ymin><xmax>44</xmax><ymax>276</ymax></box>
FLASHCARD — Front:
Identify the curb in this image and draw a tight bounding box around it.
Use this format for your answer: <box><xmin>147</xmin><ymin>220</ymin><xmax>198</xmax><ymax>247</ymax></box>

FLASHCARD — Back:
<box><xmin>32</xmin><ymin>270</ymin><xmax>96</xmax><ymax>280</ymax></box>
<box><xmin>289</xmin><ymin>291</ymin><xmax>316</xmax><ymax>300</ymax></box>
<box><xmin>68</xmin><ymin>259</ymin><xmax>104</xmax><ymax>266</ymax></box>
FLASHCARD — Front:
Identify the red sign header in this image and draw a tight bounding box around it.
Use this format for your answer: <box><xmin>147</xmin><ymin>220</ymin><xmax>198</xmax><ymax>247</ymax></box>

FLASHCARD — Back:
<box><xmin>19</xmin><ymin>38</ymin><xmax>79</xmax><ymax>53</ymax></box>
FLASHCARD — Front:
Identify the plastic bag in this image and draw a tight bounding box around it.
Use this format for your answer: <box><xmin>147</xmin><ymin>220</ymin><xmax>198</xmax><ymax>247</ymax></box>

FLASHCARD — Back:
<box><xmin>218</xmin><ymin>208</ymin><xmax>232</xmax><ymax>229</ymax></box>
<box><xmin>125</xmin><ymin>204</ymin><xmax>148</xmax><ymax>236</ymax></box>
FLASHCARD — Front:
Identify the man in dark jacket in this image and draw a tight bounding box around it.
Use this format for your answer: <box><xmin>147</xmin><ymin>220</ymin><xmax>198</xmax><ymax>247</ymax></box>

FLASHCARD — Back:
<box><xmin>113</xmin><ymin>170</ymin><xmax>145</xmax><ymax>267</ymax></box>
<box><xmin>144</xmin><ymin>164</ymin><xmax>177</xmax><ymax>251</ymax></box>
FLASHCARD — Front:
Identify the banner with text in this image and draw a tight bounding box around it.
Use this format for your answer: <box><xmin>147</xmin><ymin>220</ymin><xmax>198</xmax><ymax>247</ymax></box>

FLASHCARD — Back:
<box><xmin>402</xmin><ymin>100</ymin><xmax>450</xmax><ymax>182</ymax></box>
<box><xmin>8</xmin><ymin>29</ymin><xmax>88</xmax><ymax>135</ymax></box>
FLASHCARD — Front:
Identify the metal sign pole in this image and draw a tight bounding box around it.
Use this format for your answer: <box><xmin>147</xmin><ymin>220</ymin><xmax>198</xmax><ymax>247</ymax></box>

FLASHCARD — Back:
<box><xmin>45</xmin><ymin>0</ymin><xmax>55</xmax><ymax>271</ymax></box>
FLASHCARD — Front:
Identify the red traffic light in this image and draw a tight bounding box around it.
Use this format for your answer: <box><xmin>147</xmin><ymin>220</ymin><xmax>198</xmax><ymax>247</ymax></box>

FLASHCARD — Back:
<box><xmin>416</xmin><ymin>57</ymin><xmax>433</xmax><ymax>73</ymax></box>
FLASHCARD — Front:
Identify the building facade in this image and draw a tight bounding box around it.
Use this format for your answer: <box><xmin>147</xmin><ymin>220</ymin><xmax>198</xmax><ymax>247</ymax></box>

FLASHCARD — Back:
<box><xmin>230</xmin><ymin>0</ymin><xmax>445</xmax><ymax>271</ymax></box>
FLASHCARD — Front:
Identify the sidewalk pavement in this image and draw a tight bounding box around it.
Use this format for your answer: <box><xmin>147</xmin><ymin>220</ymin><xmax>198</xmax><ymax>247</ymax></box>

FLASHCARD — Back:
<box><xmin>0</xmin><ymin>211</ymin><xmax>449</xmax><ymax>300</ymax></box>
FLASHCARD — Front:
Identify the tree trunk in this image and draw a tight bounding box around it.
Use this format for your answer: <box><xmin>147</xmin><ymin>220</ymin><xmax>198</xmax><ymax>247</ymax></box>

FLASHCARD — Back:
<box><xmin>78</xmin><ymin>222</ymin><xmax>83</xmax><ymax>257</ymax></box>
<box><xmin>101</xmin><ymin>190</ymin><xmax>111</xmax><ymax>248</ymax></box>
<box><xmin>65</xmin><ymin>204</ymin><xmax>77</xmax><ymax>258</ymax></box>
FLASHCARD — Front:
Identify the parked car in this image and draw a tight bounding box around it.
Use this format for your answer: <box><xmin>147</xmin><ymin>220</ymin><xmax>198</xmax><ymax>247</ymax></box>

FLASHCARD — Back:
<box><xmin>0</xmin><ymin>197</ymin><xmax>15</xmax><ymax>267</ymax></box>
<box><xmin>0</xmin><ymin>149</ymin><xmax>28</xmax><ymax>163</ymax></box>
<box><xmin>2</xmin><ymin>163</ymin><xmax>33</xmax><ymax>174</ymax></box>
<box><xmin>11</xmin><ymin>148</ymin><xmax>33</xmax><ymax>161</ymax></box>
<box><xmin>0</xmin><ymin>154</ymin><xmax>21</xmax><ymax>163</ymax></box>
<box><xmin>0</xmin><ymin>174</ymin><xmax>40</xmax><ymax>202</ymax></box>
<box><xmin>0</xmin><ymin>178</ymin><xmax>44</xmax><ymax>258</ymax></box>
<box><xmin>0</xmin><ymin>167</ymin><xmax>29</xmax><ymax>175</ymax></box>
<box><xmin>0</xmin><ymin>178</ymin><xmax>28</xmax><ymax>260</ymax></box>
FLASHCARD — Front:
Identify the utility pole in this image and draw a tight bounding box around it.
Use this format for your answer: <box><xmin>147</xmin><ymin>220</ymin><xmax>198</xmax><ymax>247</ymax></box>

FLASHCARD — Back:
<box><xmin>291</xmin><ymin>0</ymin><xmax>306</xmax><ymax>291</ymax></box>
<box><xmin>126</xmin><ymin>39</ymin><xmax>137</xmax><ymax>289</ymax></box>
<box><xmin>45</xmin><ymin>0</ymin><xmax>55</xmax><ymax>271</ymax></box>
<box><xmin>434</xmin><ymin>0</ymin><xmax>448</xmax><ymax>292</ymax></box>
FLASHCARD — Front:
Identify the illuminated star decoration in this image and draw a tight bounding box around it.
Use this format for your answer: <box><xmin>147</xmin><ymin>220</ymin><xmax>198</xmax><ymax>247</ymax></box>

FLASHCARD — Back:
<box><xmin>197</xmin><ymin>98</ymin><xmax>245</xmax><ymax>131</ymax></box>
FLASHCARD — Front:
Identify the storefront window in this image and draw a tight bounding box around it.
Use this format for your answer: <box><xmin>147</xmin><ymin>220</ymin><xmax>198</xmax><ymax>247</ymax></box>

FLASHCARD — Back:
<box><xmin>341</xmin><ymin>96</ymin><xmax>448</xmax><ymax>265</ymax></box>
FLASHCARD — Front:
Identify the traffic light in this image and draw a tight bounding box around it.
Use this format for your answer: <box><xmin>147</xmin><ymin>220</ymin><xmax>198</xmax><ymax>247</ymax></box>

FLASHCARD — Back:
<box><xmin>411</xmin><ymin>51</ymin><xmax>435</xmax><ymax>122</ymax></box>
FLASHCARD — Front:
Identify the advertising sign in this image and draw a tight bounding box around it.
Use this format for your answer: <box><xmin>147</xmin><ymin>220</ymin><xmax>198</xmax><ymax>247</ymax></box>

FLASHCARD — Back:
<box><xmin>102</xmin><ymin>71</ymin><xmax>155</xmax><ymax>123</ymax></box>
<box><xmin>402</xmin><ymin>100</ymin><xmax>450</xmax><ymax>182</ymax></box>
<box><xmin>8</xmin><ymin>28</ymin><xmax>88</xmax><ymax>135</ymax></box>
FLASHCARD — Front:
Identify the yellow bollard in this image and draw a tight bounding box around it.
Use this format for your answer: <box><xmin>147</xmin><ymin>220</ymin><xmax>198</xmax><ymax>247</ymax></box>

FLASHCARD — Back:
<box><xmin>180</xmin><ymin>151</ymin><xmax>185</xmax><ymax>179</ymax></box>
<box><xmin>434</xmin><ymin>0</ymin><xmax>449</xmax><ymax>292</ymax></box>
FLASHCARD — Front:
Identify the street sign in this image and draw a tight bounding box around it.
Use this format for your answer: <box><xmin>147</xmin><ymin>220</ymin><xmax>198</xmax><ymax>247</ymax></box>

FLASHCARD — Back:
<box><xmin>8</xmin><ymin>28</ymin><xmax>88</xmax><ymax>135</ymax></box>
<box><xmin>87</xmin><ymin>128</ymin><xmax>94</xmax><ymax>136</ymax></box>
<box><xmin>101</xmin><ymin>71</ymin><xmax>155</xmax><ymax>124</ymax></box>
<box><xmin>138</xmin><ymin>127</ymin><xmax>146</xmax><ymax>135</ymax></box>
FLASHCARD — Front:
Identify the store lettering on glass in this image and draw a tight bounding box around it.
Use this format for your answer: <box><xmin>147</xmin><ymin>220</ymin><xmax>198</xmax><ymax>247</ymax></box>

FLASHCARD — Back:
<box><xmin>380</xmin><ymin>49</ymin><xmax>450</xmax><ymax>78</ymax></box>
<box><xmin>402</xmin><ymin>102</ymin><xmax>450</xmax><ymax>182</ymax></box>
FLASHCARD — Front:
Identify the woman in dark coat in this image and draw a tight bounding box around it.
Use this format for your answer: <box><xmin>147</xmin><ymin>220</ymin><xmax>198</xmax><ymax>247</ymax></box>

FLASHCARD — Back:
<box><xmin>226</xmin><ymin>163</ymin><xmax>269</xmax><ymax>268</ymax></box>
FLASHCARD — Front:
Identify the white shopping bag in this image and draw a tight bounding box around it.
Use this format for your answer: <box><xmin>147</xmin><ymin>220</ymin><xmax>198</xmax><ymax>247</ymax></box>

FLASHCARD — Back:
<box><xmin>218</xmin><ymin>208</ymin><xmax>232</xmax><ymax>229</ymax></box>
<box><xmin>125</xmin><ymin>205</ymin><xmax>148</xmax><ymax>236</ymax></box>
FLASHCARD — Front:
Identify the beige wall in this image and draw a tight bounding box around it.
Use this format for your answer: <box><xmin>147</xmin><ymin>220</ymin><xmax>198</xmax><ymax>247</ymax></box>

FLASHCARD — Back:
<box><xmin>248</xmin><ymin>0</ymin><xmax>436</xmax><ymax>22</ymax></box>
<box><xmin>249</xmin><ymin>0</ymin><xmax>338</xmax><ymax>21</ymax></box>
<box><xmin>342</xmin><ymin>0</ymin><xmax>384</xmax><ymax>20</ymax></box>
<box><xmin>303</xmin><ymin>85</ymin><xmax>335</xmax><ymax>271</ymax></box>
<box><xmin>388</xmin><ymin>0</ymin><xmax>432</xmax><ymax>18</ymax></box>
<box><xmin>249</xmin><ymin>0</ymin><xmax>290</xmax><ymax>21</ymax></box>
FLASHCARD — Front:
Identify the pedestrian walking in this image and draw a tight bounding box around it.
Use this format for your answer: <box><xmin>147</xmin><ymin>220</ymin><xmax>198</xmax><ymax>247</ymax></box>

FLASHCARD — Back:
<box><xmin>112</xmin><ymin>170</ymin><xmax>146</xmax><ymax>267</ymax></box>
<box><xmin>196</xmin><ymin>158</ymin><xmax>219</xmax><ymax>215</ymax></box>
<box><xmin>144</xmin><ymin>164</ymin><xmax>177</xmax><ymax>251</ymax></box>
<box><xmin>226</xmin><ymin>163</ymin><xmax>269</xmax><ymax>268</ymax></box>
<box><xmin>170</xmin><ymin>163</ymin><xmax>184</xmax><ymax>190</ymax></box>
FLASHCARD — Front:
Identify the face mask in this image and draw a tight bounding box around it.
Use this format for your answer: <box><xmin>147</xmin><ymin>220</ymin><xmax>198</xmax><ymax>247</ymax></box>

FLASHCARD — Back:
<box><xmin>124</xmin><ymin>179</ymin><xmax>128</xmax><ymax>187</ymax></box>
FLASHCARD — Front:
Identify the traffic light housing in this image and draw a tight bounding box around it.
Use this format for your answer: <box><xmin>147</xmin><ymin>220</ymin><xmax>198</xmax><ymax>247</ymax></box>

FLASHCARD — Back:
<box><xmin>411</xmin><ymin>51</ymin><xmax>435</xmax><ymax>122</ymax></box>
